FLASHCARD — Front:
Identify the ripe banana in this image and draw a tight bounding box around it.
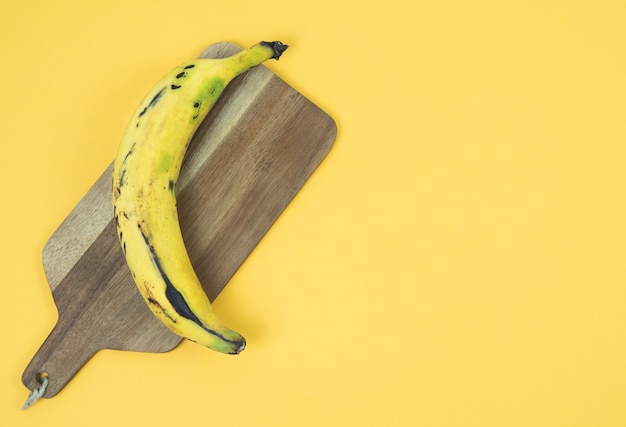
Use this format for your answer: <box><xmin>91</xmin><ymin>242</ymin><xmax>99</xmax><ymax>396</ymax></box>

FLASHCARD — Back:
<box><xmin>112</xmin><ymin>41</ymin><xmax>288</xmax><ymax>354</ymax></box>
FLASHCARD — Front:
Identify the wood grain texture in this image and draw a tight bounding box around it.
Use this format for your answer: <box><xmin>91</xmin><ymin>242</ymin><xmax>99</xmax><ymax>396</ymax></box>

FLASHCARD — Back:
<box><xmin>22</xmin><ymin>42</ymin><xmax>336</xmax><ymax>398</ymax></box>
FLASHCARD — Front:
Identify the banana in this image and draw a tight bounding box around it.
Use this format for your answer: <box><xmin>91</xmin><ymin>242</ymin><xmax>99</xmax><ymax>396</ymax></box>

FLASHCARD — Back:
<box><xmin>112</xmin><ymin>41</ymin><xmax>288</xmax><ymax>354</ymax></box>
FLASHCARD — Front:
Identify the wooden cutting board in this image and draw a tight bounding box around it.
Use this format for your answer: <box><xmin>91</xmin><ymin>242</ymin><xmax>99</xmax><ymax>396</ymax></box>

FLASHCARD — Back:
<box><xmin>22</xmin><ymin>42</ymin><xmax>336</xmax><ymax>399</ymax></box>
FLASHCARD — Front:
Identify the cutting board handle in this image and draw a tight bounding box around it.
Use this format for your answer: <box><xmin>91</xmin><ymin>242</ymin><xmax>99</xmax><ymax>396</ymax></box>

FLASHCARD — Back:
<box><xmin>22</xmin><ymin>322</ymin><xmax>97</xmax><ymax>398</ymax></box>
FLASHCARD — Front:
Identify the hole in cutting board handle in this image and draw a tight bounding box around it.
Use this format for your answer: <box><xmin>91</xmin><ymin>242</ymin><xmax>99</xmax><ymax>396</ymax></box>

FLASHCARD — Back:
<box><xmin>36</xmin><ymin>371</ymin><xmax>49</xmax><ymax>384</ymax></box>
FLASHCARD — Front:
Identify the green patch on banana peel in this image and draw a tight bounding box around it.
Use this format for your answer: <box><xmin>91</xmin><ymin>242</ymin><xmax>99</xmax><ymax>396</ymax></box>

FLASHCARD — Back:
<box><xmin>157</xmin><ymin>152</ymin><xmax>174</xmax><ymax>173</ymax></box>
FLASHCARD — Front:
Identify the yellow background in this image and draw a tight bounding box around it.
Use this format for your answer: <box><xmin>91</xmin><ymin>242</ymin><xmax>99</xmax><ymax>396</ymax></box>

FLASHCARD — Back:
<box><xmin>2</xmin><ymin>1</ymin><xmax>626</xmax><ymax>425</ymax></box>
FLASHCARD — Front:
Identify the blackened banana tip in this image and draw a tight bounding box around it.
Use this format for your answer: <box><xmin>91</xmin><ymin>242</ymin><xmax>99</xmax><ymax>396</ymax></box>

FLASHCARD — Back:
<box><xmin>262</xmin><ymin>40</ymin><xmax>289</xmax><ymax>60</ymax></box>
<box><xmin>229</xmin><ymin>339</ymin><xmax>246</xmax><ymax>355</ymax></box>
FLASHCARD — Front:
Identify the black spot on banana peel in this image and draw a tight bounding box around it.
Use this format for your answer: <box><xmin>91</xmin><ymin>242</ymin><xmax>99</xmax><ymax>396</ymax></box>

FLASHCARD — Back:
<box><xmin>138</xmin><ymin>87</ymin><xmax>166</xmax><ymax>118</ymax></box>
